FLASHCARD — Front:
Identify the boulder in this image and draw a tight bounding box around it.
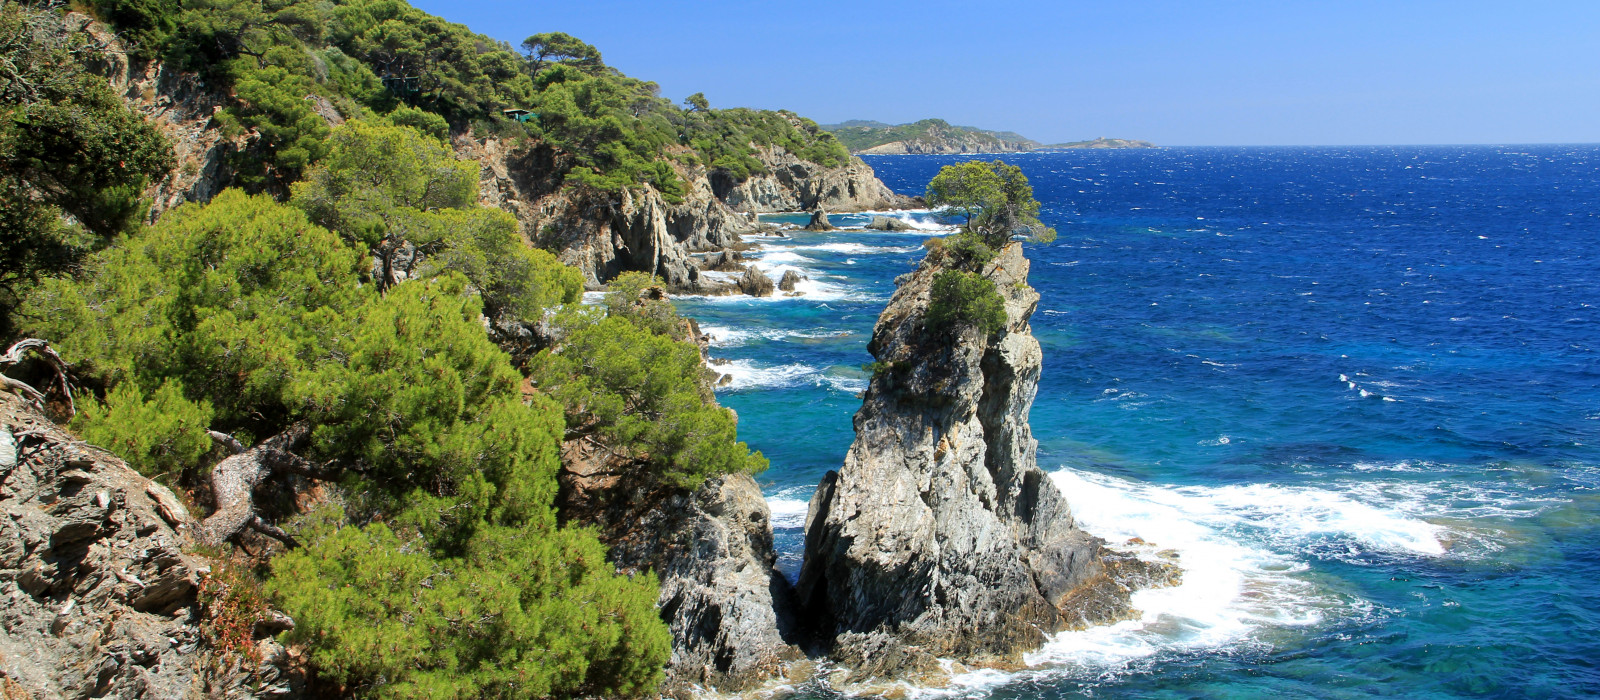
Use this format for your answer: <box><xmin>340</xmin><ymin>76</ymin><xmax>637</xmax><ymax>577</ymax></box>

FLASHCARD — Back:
<box><xmin>797</xmin><ymin>243</ymin><xmax>1178</xmax><ymax>674</ymax></box>
<box><xmin>778</xmin><ymin>270</ymin><xmax>806</xmax><ymax>292</ymax></box>
<box><xmin>738</xmin><ymin>267</ymin><xmax>775</xmax><ymax>297</ymax></box>
<box><xmin>803</xmin><ymin>209</ymin><xmax>834</xmax><ymax>231</ymax></box>
<box><xmin>866</xmin><ymin>216</ymin><xmax>915</xmax><ymax>232</ymax></box>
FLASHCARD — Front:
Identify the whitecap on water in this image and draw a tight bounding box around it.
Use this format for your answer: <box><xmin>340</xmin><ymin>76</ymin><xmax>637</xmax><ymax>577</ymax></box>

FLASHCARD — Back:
<box><xmin>765</xmin><ymin>489</ymin><xmax>812</xmax><ymax>529</ymax></box>
<box><xmin>710</xmin><ymin>360</ymin><xmax>818</xmax><ymax>390</ymax></box>
<box><xmin>697</xmin><ymin>325</ymin><xmax>790</xmax><ymax>348</ymax></box>
<box><xmin>899</xmin><ymin>466</ymin><xmax>1469</xmax><ymax>691</ymax></box>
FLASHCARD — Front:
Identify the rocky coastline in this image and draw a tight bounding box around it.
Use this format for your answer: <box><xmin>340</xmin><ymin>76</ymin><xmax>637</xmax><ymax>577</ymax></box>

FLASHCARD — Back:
<box><xmin>4</xmin><ymin>16</ymin><xmax>1180</xmax><ymax>695</ymax></box>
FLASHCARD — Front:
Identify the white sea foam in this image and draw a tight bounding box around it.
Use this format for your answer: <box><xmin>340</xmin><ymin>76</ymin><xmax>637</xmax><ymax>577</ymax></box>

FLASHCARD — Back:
<box><xmin>987</xmin><ymin>467</ymin><xmax>1416</xmax><ymax>679</ymax></box>
<box><xmin>822</xmin><ymin>373</ymin><xmax>868</xmax><ymax>394</ymax></box>
<box><xmin>708</xmin><ymin>360</ymin><xmax>867</xmax><ymax>393</ymax></box>
<box><xmin>752</xmin><ymin>251</ymin><xmax>819</xmax><ymax>265</ymax></box>
<box><xmin>697</xmin><ymin>325</ymin><xmax>789</xmax><ymax>348</ymax></box>
<box><xmin>773</xmin><ymin>242</ymin><xmax>921</xmax><ymax>255</ymax></box>
<box><xmin>766</xmin><ymin>492</ymin><xmax>811</xmax><ymax>529</ymax></box>
<box><xmin>710</xmin><ymin>360</ymin><xmax>818</xmax><ymax>390</ymax></box>
<box><xmin>698</xmin><ymin>325</ymin><xmax>852</xmax><ymax>348</ymax></box>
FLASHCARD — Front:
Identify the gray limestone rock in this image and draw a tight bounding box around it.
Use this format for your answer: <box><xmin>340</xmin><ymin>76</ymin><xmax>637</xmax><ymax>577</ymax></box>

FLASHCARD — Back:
<box><xmin>0</xmin><ymin>393</ymin><xmax>297</xmax><ymax>698</ymax></box>
<box><xmin>804</xmin><ymin>209</ymin><xmax>834</xmax><ymax>232</ymax></box>
<box><xmin>739</xmin><ymin>267</ymin><xmax>776</xmax><ymax>297</ymax></box>
<box><xmin>558</xmin><ymin>440</ymin><xmax>801</xmax><ymax>692</ymax></box>
<box><xmin>797</xmin><ymin>243</ymin><xmax>1177</xmax><ymax>672</ymax></box>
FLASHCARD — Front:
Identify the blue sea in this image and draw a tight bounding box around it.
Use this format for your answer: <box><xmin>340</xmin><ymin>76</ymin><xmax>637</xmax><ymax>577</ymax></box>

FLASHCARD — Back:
<box><xmin>675</xmin><ymin>146</ymin><xmax>1600</xmax><ymax>699</ymax></box>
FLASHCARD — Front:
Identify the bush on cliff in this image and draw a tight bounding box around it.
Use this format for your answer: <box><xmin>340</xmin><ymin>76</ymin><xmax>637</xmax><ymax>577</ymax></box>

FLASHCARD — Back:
<box><xmin>24</xmin><ymin>190</ymin><xmax>670</xmax><ymax>696</ymax></box>
<box><xmin>532</xmin><ymin>314</ymin><xmax>767</xmax><ymax>491</ymax></box>
<box><xmin>926</xmin><ymin>270</ymin><xmax>1007</xmax><ymax>336</ymax></box>
<box><xmin>292</xmin><ymin>120</ymin><xmax>582</xmax><ymax>321</ymax></box>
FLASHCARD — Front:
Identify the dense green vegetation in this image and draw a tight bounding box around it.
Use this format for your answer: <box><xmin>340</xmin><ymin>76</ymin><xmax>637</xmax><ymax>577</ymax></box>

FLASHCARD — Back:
<box><xmin>63</xmin><ymin>0</ymin><xmax>847</xmax><ymax>197</ymax></box>
<box><xmin>25</xmin><ymin>185</ymin><xmax>686</xmax><ymax>696</ymax></box>
<box><xmin>0</xmin><ymin>0</ymin><xmax>173</xmax><ymax>338</ymax></box>
<box><xmin>925</xmin><ymin>269</ymin><xmax>1007</xmax><ymax>336</ymax></box>
<box><xmin>821</xmin><ymin>118</ymin><xmax>1038</xmax><ymax>153</ymax></box>
<box><xmin>919</xmin><ymin>160</ymin><xmax>1052</xmax><ymax>335</ymax></box>
<box><xmin>532</xmin><ymin>273</ymin><xmax>767</xmax><ymax>491</ymax></box>
<box><xmin>0</xmin><ymin>0</ymin><xmax>813</xmax><ymax>692</ymax></box>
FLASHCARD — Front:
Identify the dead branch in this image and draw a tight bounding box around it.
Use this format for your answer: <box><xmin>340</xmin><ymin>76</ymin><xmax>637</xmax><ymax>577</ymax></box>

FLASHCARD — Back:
<box><xmin>248</xmin><ymin>515</ymin><xmax>300</xmax><ymax>549</ymax></box>
<box><xmin>0</xmin><ymin>338</ymin><xmax>74</xmax><ymax>416</ymax></box>
<box><xmin>206</xmin><ymin>430</ymin><xmax>246</xmax><ymax>455</ymax></box>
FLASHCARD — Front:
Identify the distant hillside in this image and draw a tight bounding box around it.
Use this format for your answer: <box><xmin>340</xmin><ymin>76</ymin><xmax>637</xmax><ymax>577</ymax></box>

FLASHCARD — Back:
<box><xmin>1036</xmin><ymin>137</ymin><xmax>1157</xmax><ymax>150</ymax></box>
<box><xmin>820</xmin><ymin>120</ymin><xmax>1154</xmax><ymax>154</ymax></box>
<box><xmin>820</xmin><ymin>119</ymin><xmax>1039</xmax><ymax>154</ymax></box>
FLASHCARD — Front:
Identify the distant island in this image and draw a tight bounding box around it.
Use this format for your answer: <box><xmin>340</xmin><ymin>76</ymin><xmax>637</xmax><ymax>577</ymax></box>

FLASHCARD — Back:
<box><xmin>819</xmin><ymin>119</ymin><xmax>1155</xmax><ymax>154</ymax></box>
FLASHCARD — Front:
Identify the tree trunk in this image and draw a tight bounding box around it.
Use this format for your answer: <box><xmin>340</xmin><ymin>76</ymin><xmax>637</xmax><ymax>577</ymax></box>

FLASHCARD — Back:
<box><xmin>196</xmin><ymin>423</ymin><xmax>313</xmax><ymax>548</ymax></box>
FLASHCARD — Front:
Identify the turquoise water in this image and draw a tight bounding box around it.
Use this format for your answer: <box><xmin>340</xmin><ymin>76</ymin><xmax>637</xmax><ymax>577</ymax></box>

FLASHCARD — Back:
<box><xmin>675</xmin><ymin>147</ymin><xmax>1600</xmax><ymax>698</ymax></box>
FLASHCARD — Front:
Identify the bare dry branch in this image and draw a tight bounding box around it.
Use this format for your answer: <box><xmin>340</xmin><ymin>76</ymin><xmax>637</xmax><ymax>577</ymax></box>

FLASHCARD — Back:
<box><xmin>0</xmin><ymin>338</ymin><xmax>75</xmax><ymax>416</ymax></box>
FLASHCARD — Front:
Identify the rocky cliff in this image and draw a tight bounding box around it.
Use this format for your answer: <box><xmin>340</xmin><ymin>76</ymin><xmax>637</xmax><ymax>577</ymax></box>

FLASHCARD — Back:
<box><xmin>0</xmin><ymin>393</ymin><xmax>295</xmax><ymax>698</ymax></box>
<box><xmin>466</xmin><ymin>137</ymin><xmax>910</xmax><ymax>292</ymax></box>
<box><xmin>558</xmin><ymin>439</ymin><xmax>801</xmax><ymax>692</ymax></box>
<box><xmin>797</xmin><ymin>243</ymin><xmax>1178</xmax><ymax>676</ymax></box>
<box><xmin>719</xmin><ymin>147</ymin><xmax>904</xmax><ymax>213</ymax></box>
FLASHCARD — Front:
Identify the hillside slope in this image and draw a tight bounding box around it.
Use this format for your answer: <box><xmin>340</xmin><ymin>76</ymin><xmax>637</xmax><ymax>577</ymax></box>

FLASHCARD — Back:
<box><xmin>821</xmin><ymin>120</ymin><xmax>1156</xmax><ymax>154</ymax></box>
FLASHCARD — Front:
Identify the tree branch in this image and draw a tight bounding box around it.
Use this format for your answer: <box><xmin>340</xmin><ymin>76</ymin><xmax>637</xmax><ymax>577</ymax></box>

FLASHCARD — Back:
<box><xmin>207</xmin><ymin>430</ymin><xmax>246</xmax><ymax>455</ymax></box>
<box><xmin>0</xmin><ymin>338</ymin><xmax>75</xmax><ymax>416</ymax></box>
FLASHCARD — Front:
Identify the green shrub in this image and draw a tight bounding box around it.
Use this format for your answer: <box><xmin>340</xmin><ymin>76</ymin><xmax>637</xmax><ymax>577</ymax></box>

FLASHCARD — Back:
<box><xmin>925</xmin><ymin>270</ymin><xmax>1007</xmax><ymax>336</ymax></box>
<box><xmin>73</xmin><ymin>379</ymin><xmax>213</xmax><ymax>479</ymax></box>
<box><xmin>269</xmin><ymin>513</ymin><xmax>669</xmax><ymax>698</ymax></box>
<box><xmin>532</xmin><ymin>315</ymin><xmax>767</xmax><ymax>490</ymax></box>
<box><xmin>29</xmin><ymin>191</ymin><xmax>672</xmax><ymax>696</ymax></box>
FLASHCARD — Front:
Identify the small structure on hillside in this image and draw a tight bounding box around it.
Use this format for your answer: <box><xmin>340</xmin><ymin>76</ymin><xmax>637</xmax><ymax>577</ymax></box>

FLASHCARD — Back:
<box><xmin>502</xmin><ymin>108</ymin><xmax>539</xmax><ymax>123</ymax></box>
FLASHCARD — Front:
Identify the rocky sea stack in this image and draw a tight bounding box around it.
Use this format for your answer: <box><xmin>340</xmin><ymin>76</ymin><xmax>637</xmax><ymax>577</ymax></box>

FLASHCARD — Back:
<box><xmin>797</xmin><ymin>243</ymin><xmax>1179</xmax><ymax>677</ymax></box>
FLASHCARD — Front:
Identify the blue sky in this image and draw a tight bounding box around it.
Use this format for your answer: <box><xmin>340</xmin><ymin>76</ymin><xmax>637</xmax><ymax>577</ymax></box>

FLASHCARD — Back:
<box><xmin>409</xmin><ymin>0</ymin><xmax>1600</xmax><ymax>146</ymax></box>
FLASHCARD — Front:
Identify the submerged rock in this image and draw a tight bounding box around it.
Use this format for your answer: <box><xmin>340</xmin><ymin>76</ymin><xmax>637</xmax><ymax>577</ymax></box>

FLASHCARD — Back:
<box><xmin>797</xmin><ymin>243</ymin><xmax>1177</xmax><ymax>672</ymax></box>
<box><xmin>867</xmin><ymin>215</ymin><xmax>916</xmax><ymax>232</ymax></box>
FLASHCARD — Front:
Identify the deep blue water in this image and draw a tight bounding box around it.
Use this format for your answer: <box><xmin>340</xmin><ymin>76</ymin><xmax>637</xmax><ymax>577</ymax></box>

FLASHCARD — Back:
<box><xmin>675</xmin><ymin>146</ymin><xmax>1600</xmax><ymax>699</ymax></box>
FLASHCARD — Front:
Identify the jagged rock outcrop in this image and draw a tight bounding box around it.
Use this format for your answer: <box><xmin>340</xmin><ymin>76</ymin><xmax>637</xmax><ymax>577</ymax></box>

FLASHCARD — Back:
<box><xmin>61</xmin><ymin>11</ymin><xmax>238</xmax><ymax>220</ymax></box>
<box><xmin>558</xmin><ymin>441</ymin><xmax>800</xmax><ymax>692</ymax></box>
<box><xmin>778</xmin><ymin>270</ymin><xmax>805</xmax><ymax>292</ymax></box>
<box><xmin>804</xmin><ymin>208</ymin><xmax>834</xmax><ymax>232</ymax></box>
<box><xmin>464</xmin><ymin>136</ymin><xmax>912</xmax><ymax>292</ymax></box>
<box><xmin>797</xmin><ymin>243</ymin><xmax>1177</xmax><ymax>676</ymax></box>
<box><xmin>0</xmin><ymin>393</ymin><xmax>294</xmax><ymax>698</ymax></box>
<box><xmin>739</xmin><ymin>267</ymin><xmax>775</xmax><ymax>297</ymax></box>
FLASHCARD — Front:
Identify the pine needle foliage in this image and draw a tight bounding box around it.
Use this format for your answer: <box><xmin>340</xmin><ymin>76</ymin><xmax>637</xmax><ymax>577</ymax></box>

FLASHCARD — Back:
<box><xmin>926</xmin><ymin>270</ymin><xmax>1008</xmax><ymax>337</ymax></box>
<box><xmin>24</xmin><ymin>191</ymin><xmax>671</xmax><ymax>696</ymax></box>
